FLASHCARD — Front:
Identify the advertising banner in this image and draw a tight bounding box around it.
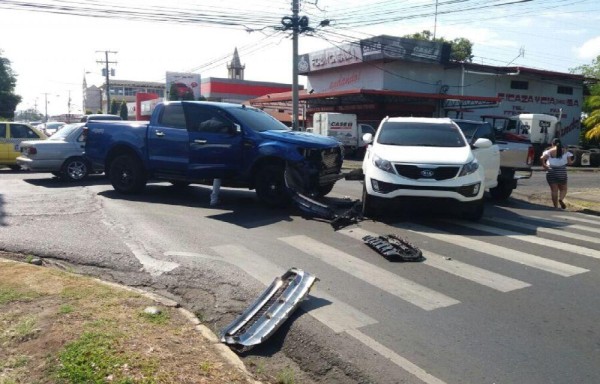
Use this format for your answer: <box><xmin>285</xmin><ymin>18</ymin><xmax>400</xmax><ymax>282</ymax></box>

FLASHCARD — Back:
<box><xmin>298</xmin><ymin>43</ymin><xmax>362</xmax><ymax>75</ymax></box>
<box><xmin>165</xmin><ymin>71</ymin><xmax>201</xmax><ymax>100</ymax></box>
<box><xmin>360</xmin><ymin>35</ymin><xmax>451</xmax><ymax>65</ymax></box>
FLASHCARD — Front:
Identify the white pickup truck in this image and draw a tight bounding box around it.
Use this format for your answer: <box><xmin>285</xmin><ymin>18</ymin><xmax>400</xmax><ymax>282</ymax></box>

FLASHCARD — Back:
<box><xmin>453</xmin><ymin>119</ymin><xmax>534</xmax><ymax>200</ymax></box>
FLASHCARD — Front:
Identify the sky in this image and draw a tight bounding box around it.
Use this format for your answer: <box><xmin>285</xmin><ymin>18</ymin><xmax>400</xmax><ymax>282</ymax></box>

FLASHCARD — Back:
<box><xmin>1</xmin><ymin>0</ymin><xmax>599</xmax><ymax>117</ymax></box>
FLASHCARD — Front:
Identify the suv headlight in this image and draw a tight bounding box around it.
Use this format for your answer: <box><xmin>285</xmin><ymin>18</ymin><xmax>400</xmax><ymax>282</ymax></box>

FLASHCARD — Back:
<box><xmin>373</xmin><ymin>154</ymin><xmax>395</xmax><ymax>174</ymax></box>
<box><xmin>459</xmin><ymin>159</ymin><xmax>479</xmax><ymax>176</ymax></box>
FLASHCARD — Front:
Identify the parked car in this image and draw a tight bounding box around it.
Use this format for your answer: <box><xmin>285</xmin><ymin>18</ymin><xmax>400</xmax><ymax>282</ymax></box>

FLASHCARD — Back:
<box><xmin>0</xmin><ymin>122</ymin><xmax>47</xmax><ymax>170</ymax></box>
<box><xmin>361</xmin><ymin>117</ymin><xmax>499</xmax><ymax>220</ymax></box>
<box><xmin>80</xmin><ymin>114</ymin><xmax>123</xmax><ymax>122</ymax></box>
<box><xmin>37</xmin><ymin>121</ymin><xmax>66</xmax><ymax>136</ymax></box>
<box><xmin>17</xmin><ymin>123</ymin><xmax>99</xmax><ymax>181</ymax></box>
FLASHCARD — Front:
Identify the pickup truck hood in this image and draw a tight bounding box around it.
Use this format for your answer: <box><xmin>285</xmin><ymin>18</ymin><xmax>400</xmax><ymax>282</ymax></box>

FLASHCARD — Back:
<box><xmin>259</xmin><ymin>130</ymin><xmax>340</xmax><ymax>148</ymax></box>
<box><xmin>374</xmin><ymin>144</ymin><xmax>473</xmax><ymax>165</ymax></box>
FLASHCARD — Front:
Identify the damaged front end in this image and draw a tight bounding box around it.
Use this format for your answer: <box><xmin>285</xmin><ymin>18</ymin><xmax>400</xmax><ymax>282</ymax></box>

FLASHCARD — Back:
<box><xmin>220</xmin><ymin>268</ymin><xmax>318</xmax><ymax>352</ymax></box>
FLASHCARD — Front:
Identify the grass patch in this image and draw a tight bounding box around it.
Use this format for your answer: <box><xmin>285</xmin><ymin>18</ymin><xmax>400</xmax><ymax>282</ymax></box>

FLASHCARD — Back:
<box><xmin>14</xmin><ymin>315</ymin><xmax>38</xmax><ymax>341</ymax></box>
<box><xmin>139</xmin><ymin>309</ymin><xmax>170</xmax><ymax>325</ymax></box>
<box><xmin>56</xmin><ymin>332</ymin><xmax>129</xmax><ymax>383</ymax></box>
<box><xmin>0</xmin><ymin>287</ymin><xmax>40</xmax><ymax>305</ymax></box>
<box><xmin>277</xmin><ymin>366</ymin><xmax>296</xmax><ymax>384</ymax></box>
<box><xmin>58</xmin><ymin>304</ymin><xmax>74</xmax><ymax>314</ymax></box>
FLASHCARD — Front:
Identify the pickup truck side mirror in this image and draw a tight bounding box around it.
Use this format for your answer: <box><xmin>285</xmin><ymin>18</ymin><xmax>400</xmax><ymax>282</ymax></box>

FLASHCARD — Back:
<box><xmin>472</xmin><ymin>138</ymin><xmax>492</xmax><ymax>149</ymax></box>
<box><xmin>362</xmin><ymin>133</ymin><xmax>373</xmax><ymax>144</ymax></box>
<box><xmin>226</xmin><ymin>123</ymin><xmax>242</xmax><ymax>135</ymax></box>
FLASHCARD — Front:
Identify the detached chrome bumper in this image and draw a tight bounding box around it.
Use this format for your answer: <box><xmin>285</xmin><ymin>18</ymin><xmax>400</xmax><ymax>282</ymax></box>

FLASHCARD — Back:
<box><xmin>220</xmin><ymin>268</ymin><xmax>318</xmax><ymax>352</ymax></box>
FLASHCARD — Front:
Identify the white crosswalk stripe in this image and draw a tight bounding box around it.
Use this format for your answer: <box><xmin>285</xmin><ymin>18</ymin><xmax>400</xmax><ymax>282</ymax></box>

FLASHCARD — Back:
<box><xmin>400</xmin><ymin>223</ymin><xmax>588</xmax><ymax>277</ymax></box>
<box><xmin>521</xmin><ymin>214</ymin><xmax>600</xmax><ymax>236</ymax></box>
<box><xmin>441</xmin><ymin>220</ymin><xmax>600</xmax><ymax>260</ymax></box>
<box><xmin>337</xmin><ymin>227</ymin><xmax>531</xmax><ymax>292</ymax></box>
<box><xmin>209</xmin><ymin>244</ymin><xmax>378</xmax><ymax>333</ymax></box>
<box><xmin>280</xmin><ymin>235</ymin><xmax>460</xmax><ymax>311</ymax></box>
<box><xmin>488</xmin><ymin>217</ymin><xmax>600</xmax><ymax>245</ymax></box>
<box><xmin>554</xmin><ymin>214</ymin><xmax>600</xmax><ymax>228</ymax></box>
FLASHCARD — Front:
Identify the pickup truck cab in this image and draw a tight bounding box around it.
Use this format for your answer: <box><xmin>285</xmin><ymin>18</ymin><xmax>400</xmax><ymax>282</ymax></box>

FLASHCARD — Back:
<box><xmin>453</xmin><ymin>119</ymin><xmax>534</xmax><ymax>200</ymax></box>
<box><xmin>84</xmin><ymin>101</ymin><xmax>344</xmax><ymax>206</ymax></box>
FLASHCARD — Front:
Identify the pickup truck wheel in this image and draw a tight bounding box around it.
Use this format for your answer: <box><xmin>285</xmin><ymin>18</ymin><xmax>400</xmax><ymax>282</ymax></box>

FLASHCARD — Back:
<box><xmin>109</xmin><ymin>154</ymin><xmax>147</xmax><ymax>194</ymax></box>
<box><xmin>316</xmin><ymin>183</ymin><xmax>335</xmax><ymax>197</ymax></box>
<box><xmin>255</xmin><ymin>165</ymin><xmax>290</xmax><ymax>207</ymax></box>
<box><xmin>462</xmin><ymin>199</ymin><xmax>484</xmax><ymax>221</ymax></box>
<box><xmin>489</xmin><ymin>181</ymin><xmax>513</xmax><ymax>200</ymax></box>
<box><xmin>361</xmin><ymin>183</ymin><xmax>380</xmax><ymax>218</ymax></box>
<box><xmin>62</xmin><ymin>157</ymin><xmax>89</xmax><ymax>181</ymax></box>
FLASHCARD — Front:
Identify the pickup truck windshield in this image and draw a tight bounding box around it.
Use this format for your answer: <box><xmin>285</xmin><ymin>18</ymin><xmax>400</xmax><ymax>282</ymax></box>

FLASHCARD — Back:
<box><xmin>227</xmin><ymin>106</ymin><xmax>290</xmax><ymax>133</ymax></box>
<box><xmin>377</xmin><ymin>122</ymin><xmax>466</xmax><ymax>147</ymax></box>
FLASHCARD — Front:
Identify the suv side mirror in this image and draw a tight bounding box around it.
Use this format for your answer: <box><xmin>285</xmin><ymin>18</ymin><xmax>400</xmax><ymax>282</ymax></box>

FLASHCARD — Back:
<box><xmin>362</xmin><ymin>133</ymin><xmax>373</xmax><ymax>144</ymax></box>
<box><xmin>472</xmin><ymin>138</ymin><xmax>492</xmax><ymax>149</ymax></box>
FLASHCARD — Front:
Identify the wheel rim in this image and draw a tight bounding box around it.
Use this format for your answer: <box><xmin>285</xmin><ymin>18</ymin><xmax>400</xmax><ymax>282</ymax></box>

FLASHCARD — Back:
<box><xmin>114</xmin><ymin>161</ymin><xmax>134</xmax><ymax>188</ymax></box>
<box><xmin>66</xmin><ymin>160</ymin><xmax>87</xmax><ymax>180</ymax></box>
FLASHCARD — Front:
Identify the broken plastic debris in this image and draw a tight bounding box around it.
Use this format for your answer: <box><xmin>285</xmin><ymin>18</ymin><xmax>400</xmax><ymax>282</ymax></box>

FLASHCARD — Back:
<box><xmin>220</xmin><ymin>268</ymin><xmax>318</xmax><ymax>352</ymax></box>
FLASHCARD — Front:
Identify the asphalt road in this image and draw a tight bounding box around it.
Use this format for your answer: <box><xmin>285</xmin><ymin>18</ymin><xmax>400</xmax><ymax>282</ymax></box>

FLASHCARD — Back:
<box><xmin>1</xmin><ymin>169</ymin><xmax>600</xmax><ymax>384</ymax></box>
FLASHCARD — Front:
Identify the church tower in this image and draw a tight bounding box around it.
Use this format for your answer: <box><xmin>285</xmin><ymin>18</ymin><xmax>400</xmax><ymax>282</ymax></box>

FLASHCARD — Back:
<box><xmin>227</xmin><ymin>47</ymin><xmax>245</xmax><ymax>80</ymax></box>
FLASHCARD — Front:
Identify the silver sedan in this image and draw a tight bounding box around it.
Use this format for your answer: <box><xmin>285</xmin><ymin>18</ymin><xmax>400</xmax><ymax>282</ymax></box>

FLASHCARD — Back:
<box><xmin>17</xmin><ymin>123</ymin><xmax>101</xmax><ymax>181</ymax></box>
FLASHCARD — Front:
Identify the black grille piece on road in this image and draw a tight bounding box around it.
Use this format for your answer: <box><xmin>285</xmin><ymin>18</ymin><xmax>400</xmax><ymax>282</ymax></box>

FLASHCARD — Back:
<box><xmin>394</xmin><ymin>164</ymin><xmax>460</xmax><ymax>180</ymax></box>
<box><xmin>363</xmin><ymin>234</ymin><xmax>423</xmax><ymax>261</ymax></box>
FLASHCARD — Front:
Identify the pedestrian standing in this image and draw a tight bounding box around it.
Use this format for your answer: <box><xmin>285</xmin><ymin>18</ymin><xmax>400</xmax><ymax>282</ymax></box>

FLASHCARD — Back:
<box><xmin>540</xmin><ymin>138</ymin><xmax>574</xmax><ymax>209</ymax></box>
<box><xmin>210</xmin><ymin>178</ymin><xmax>221</xmax><ymax>206</ymax></box>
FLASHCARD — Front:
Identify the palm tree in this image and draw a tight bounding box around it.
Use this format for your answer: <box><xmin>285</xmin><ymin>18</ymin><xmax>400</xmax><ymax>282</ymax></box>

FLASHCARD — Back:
<box><xmin>583</xmin><ymin>95</ymin><xmax>600</xmax><ymax>141</ymax></box>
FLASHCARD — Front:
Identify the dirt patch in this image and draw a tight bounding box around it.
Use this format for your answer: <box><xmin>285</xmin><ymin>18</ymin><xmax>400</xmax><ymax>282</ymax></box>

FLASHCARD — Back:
<box><xmin>0</xmin><ymin>256</ymin><xmax>261</xmax><ymax>384</ymax></box>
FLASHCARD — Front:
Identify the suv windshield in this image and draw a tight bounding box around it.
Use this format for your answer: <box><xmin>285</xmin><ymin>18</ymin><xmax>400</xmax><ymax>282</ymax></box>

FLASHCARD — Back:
<box><xmin>377</xmin><ymin>122</ymin><xmax>466</xmax><ymax>147</ymax></box>
<box><xmin>227</xmin><ymin>106</ymin><xmax>290</xmax><ymax>132</ymax></box>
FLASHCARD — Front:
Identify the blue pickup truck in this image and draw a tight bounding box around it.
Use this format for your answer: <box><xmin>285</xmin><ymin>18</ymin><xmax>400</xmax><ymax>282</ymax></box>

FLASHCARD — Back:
<box><xmin>84</xmin><ymin>101</ymin><xmax>344</xmax><ymax>206</ymax></box>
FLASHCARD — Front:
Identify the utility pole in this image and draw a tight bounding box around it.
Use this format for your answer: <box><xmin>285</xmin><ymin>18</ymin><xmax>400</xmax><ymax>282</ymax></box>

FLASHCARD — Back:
<box><xmin>96</xmin><ymin>50</ymin><xmax>117</xmax><ymax>113</ymax></box>
<box><xmin>280</xmin><ymin>0</ymin><xmax>312</xmax><ymax>130</ymax></box>
<box><xmin>42</xmin><ymin>93</ymin><xmax>49</xmax><ymax>122</ymax></box>
<box><xmin>291</xmin><ymin>0</ymin><xmax>299</xmax><ymax>131</ymax></box>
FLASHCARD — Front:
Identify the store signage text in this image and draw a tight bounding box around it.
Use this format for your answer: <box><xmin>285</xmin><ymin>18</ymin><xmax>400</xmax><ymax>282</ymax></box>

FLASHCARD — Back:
<box><xmin>498</xmin><ymin>92</ymin><xmax>579</xmax><ymax>107</ymax></box>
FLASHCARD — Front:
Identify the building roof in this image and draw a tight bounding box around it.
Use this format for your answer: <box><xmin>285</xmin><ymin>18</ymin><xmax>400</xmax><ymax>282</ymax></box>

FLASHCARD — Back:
<box><xmin>249</xmin><ymin>88</ymin><xmax>500</xmax><ymax>109</ymax></box>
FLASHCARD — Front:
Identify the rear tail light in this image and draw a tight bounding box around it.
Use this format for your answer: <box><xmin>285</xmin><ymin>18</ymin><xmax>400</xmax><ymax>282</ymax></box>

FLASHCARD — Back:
<box><xmin>82</xmin><ymin>127</ymin><xmax>89</xmax><ymax>142</ymax></box>
<box><xmin>27</xmin><ymin>147</ymin><xmax>37</xmax><ymax>155</ymax></box>
<box><xmin>526</xmin><ymin>146</ymin><xmax>535</xmax><ymax>165</ymax></box>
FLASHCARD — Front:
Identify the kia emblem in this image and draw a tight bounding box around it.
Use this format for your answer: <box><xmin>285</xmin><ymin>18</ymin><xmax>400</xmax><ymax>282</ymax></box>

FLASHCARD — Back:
<box><xmin>420</xmin><ymin>169</ymin><xmax>434</xmax><ymax>178</ymax></box>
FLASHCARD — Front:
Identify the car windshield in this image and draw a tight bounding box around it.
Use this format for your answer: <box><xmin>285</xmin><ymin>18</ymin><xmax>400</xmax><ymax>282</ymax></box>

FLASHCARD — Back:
<box><xmin>377</xmin><ymin>121</ymin><xmax>466</xmax><ymax>147</ymax></box>
<box><xmin>227</xmin><ymin>106</ymin><xmax>290</xmax><ymax>132</ymax></box>
<box><xmin>453</xmin><ymin>121</ymin><xmax>480</xmax><ymax>141</ymax></box>
<box><xmin>49</xmin><ymin>123</ymin><xmax>81</xmax><ymax>140</ymax></box>
<box><xmin>46</xmin><ymin>122</ymin><xmax>65</xmax><ymax>129</ymax></box>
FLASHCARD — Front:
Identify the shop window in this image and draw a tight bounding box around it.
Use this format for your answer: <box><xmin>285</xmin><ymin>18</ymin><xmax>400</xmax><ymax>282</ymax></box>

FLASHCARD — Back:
<box><xmin>557</xmin><ymin>86</ymin><xmax>573</xmax><ymax>95</ymax></box>
<box><xmin>510</xmin><ymin>80</ymin><xmax>528</xmax><ymax>90</ymax></box>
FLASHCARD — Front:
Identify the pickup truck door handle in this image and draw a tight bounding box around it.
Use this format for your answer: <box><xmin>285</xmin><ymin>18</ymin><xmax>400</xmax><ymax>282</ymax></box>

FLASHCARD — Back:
<box><xmin>194</xmin><ymin>139</ymin><xmax>207</xmax><ymax>144</ymax></box>
<box><xmin>154</xmin><ymin>130</ymin><xmax>165</xmax><ymax>137</ymax></box>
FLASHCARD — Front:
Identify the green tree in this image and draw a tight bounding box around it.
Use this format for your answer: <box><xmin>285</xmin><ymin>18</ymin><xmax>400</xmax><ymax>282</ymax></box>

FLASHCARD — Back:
<box><xmin>571</xmin><ymin>55</ymin><xmax>600</xmax><ymax>145</ymax></box>
<box><xmin>0</xmin><ymin>50</ymin><xmax>22</xmax><ymax>119</ymax></box>
<box><xmin>582</xmin><ymin>96</ymin><xmax>600</xmax><ymax>143</ymax></box>
<box><xmin>570</xmin><ymin>55</ymin><xmax>600</xmax><ymax>96</ymax></box>
<box><xmin>110</xmin><ymin>99</ymin><xmax>119</xmax><ymax>115</ymax></box>
<box><xmin>403</xmin><ymin>30</ymin><xmax>474</xmax><ymax>62</ymax></box>
<box><xmin>15</xmin><ymin>108</ymin><xmax>43</xmax><ymax>122</ymax></box>
<box><xmin>119</xmin><ymin>100</ymin><xmax>128</xmax><ymax>120</ymax></box>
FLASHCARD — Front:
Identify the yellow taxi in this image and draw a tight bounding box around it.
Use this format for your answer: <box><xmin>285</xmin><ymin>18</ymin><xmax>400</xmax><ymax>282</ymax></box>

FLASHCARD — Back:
<box><xmin>0</xmin><ymin>122</ymin><xmax>47</xmax><ymax>170</ymax></box>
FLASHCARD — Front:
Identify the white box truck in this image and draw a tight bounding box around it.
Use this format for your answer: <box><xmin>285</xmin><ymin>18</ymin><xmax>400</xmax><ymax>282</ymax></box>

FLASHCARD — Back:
<box><xmin>311</xmin><ymin>112</ymin><xmax>375</xmax><ymax>155</ymax></box>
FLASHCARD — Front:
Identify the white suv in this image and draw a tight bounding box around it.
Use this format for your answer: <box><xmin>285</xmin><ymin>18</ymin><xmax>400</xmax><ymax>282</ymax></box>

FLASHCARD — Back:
<box><xmin>361</xmin><ymin>117</ymin><xmax>499</xmax><ymax>220</ymax></box>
